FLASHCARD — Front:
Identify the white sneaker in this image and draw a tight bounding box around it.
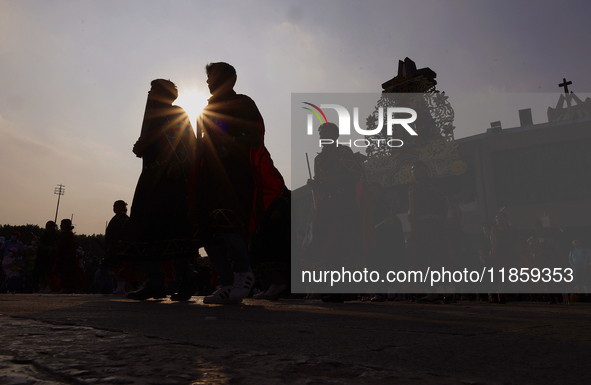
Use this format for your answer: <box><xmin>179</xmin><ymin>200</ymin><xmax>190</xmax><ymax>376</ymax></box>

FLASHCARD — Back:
<box><xmin>229</xmin><ymin>271</ymin><xmax>254</xmax><ymax>300</ymax></box>
<box><xmin>113</xmin><ymin>280</ymin><xmax>126</xmax><ymax>295</ymax></box>
<box><xmin>253</xmin><ymin>288</ymin><xmax>269</xmax><ymax>299</ymax></box>
<box><xmin>39</xmin><ymin>285</ymin><xmax>51</xmax><ymax>294</ymax></box>
<box><xmin>203</xmin><ymin>286</ymin><xmax>240</xmax><ymax>304</ymax></box>
<box><xmin>418</xmin><ymin>293</ymin><xmax>440</xmax><ymax>303</ymax></box>
<box><xmin>261</xmin><ymin>284</ymin><xmax>286</xmax><ymax>300</ymax></box>
<box><xmin>253</xmin><ymin>284</ymin><xmax>287</xmax><ymax>300</ymax></box>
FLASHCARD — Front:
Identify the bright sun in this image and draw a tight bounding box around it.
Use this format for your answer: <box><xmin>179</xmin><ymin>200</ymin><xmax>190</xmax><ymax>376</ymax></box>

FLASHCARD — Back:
<box><xmin>175</xmin><ymin>91</ymin><xmax>209</xmax><ymax>131</ymax></box>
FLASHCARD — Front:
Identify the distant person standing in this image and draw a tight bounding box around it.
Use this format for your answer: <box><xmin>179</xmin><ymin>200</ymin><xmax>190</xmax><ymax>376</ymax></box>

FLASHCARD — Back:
<box><xmin>569</xmin><ymin>239</ymin><xmax>590</xmax><ymax>293</ymax></box>
<box><xmin>369</xmin><ymin>181</ymin><xmax>405</xmax><ymax>268</ymax></box>
<box><xmin>35</xmin><ymin>221</ymin><xmax>59</xmax><ymax>293</ymax></box>
<box><xmin>126</xmin><ymin>79</ymin><xmax>198</xmax><ymax>301</ymax></box>
<box><xmin>0</xmin><ymin>236</ymin><xmax>4</xmax><ymax>285</ymax></box>
<box><xmin>407</xmin><ymin>161</ymin><xmax>462</xmax><ymax>302</ymax></box>
<box><xmin>1</xmin><ymin>231</ymin><xmax>24</xmax><ymax>257</ymax></box>
<box><xmin>489</xmin><ymin>211</ymin><xmax>529</xmax><ymax>303</ymax></box>
<box><xmin>105</xmin><ymin>200</ymin><xmax>133</xmax><ymax>295</ymax></box>
<box><xmin>2</xmin><ymin>247</ymin><xmax>25</xmax><ymax>292</ymax></box>
<box><xmin>105</xmin><ymin>200</ymin><xmax>129</xmax><ymax>261</ymax></box>
<box><xmin>1</xmin><ymin>232</ymin><xmax>26</xmax><ymax>292</ymax></box>
<box><xmin>51</xmin><ymin>219</ymin><xmax>88</xmax><ymax>293</ymax></box>
<box><xmin>21</xmin><ymin>241</ymin><xmax>37</xmax><ymax>292</ymax></box>
<box><xmin>368</xmin><ymin>181</ymin><xmax>405</xmax><ymax>301</ymax></box>
<box><xmin>490</xmin><ymin>211</ymin><xmax>527</xmax><ymax>270</ymax></box>
<box><xmin>528</xmin><ymin>219</ymin><xmax>562</xmax><ymax>271</ymax></box>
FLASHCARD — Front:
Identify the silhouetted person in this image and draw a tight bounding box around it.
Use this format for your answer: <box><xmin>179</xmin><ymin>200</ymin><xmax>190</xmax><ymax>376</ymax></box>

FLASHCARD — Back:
<box><xmin>1</xmin><ymin>231</ymin><xmax>24</xmax><ymax>257</ymax></box>
<box><xmin>196</xmin><ymin>62</ymin><xmax>264</xmax><ymax>304</ymax></box>
<box><xmin>105</xmin><ymin>200</ymin><xmax>134</xmax><ymax>295</ymax></box>
<box><xmin>489</xmin><ymin>211</ymin><xmax>529</xmax><ymax>303</ymax></box>
<box><xmin>106</xmin><ymin>201</ymin><xmax>129</xmax><ymax>258</ymax></box>
<box><xmin>527</xmin><ymin>218</ymin><xmax>563</xmax><ymax>299</ymax></box>
<box><xmin>490</xmin><ymin>211</ymin><xmax>525</xmax><ymax>270</ymax></box>
<box><xmin>34</xmin><ymin>221</ymin><xmax>59</xmax><ymax>293</ymax></box>
<box><xmin>368</xmin><ymin>181</ymin><xmax>405</xmax><ymax>300</ymax></box>
<box><xmin>306</xmin><ymin>122</ymin><xmax>374</xmax><ymax>302</ymax></box>
<box><xmin>528</xmin><ymin>219</ymin><xmax>561</xmax><ymax>271</ymax></box>
<box><xmin>126</xmin><ymin>79</ymin><xmax>198</xmax><ymax>300</ymax></box>
<box><xmin>369</xmin><ymin>182</ymin><xmax>405</xmax><ymax>266</ymax></box>
<box><xmin>51</xmin><ymin>219</ymin><xmax>89</xmax><ymax>293</ymax></box>
<box><xmin>2</xmin><ymin>247</ymin><xmax>25</xmax><ymax>292</ymax></box>
<box><xmin>129</xmin><ymin>79</ymin><xmax>196</xmax><ymax>241</ymax></box>
<box><xmin>478</xmin><ymin>224</ymin><xmax>493</xmax><ymax>265</ymax></box>
<box><xmin>407</xmin><ymin>161</ymin><xmax>459</xmax><ymax>301</ymax></box>
<box><xmin>251</xmin><ymin>188</ymin><xmax>291</xmax><ymax>299</ymax></box>
<box><xmin>21</xmin><ymin>241</ymin><xmax>37</xmax><ymax>293</ymax></box>
<box><xmin>569</xmin><ymin>239</ymin><xmax>589</xmax><ymax>293</ymax></box>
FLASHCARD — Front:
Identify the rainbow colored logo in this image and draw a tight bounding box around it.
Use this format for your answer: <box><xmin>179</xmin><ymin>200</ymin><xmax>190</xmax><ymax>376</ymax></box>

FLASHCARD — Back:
<box><xmin>302</xmin><ymin>102</ymin><xmax>328</xmax><ymax>126</ymax></box>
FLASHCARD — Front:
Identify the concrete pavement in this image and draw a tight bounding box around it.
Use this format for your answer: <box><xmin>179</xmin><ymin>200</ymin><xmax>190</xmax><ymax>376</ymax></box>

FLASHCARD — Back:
<box><xmin>0</xmin><ymin>294</ymin><xmax>589</xmax><ymax>384</ymax></box>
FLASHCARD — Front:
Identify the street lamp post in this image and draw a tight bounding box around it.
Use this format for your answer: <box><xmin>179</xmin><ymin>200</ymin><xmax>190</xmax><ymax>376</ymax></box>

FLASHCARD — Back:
<box><xmin>54</xmin><ymin>184</ymin><xmax>65</xmax><ymax>223</ymax></box>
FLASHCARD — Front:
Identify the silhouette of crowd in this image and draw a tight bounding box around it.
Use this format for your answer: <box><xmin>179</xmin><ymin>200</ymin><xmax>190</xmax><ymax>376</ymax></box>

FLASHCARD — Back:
<box><xmin>2</xmin><ymin>62</ymin><xmax>590</xmax><ymax>305</ymax></box>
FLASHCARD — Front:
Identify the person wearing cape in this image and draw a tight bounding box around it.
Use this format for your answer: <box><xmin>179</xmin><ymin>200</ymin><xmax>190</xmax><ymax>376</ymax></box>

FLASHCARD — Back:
<box><xmin>306</xmin><ymin>122</ymin><xmax>374</xmax><ymax>301</ymax></box>
<box><xmin>194</xmin><ymin>62</ymin><xmax>285</xmax><ymax>304</ymax></box>
<box><xmin>126</xmin><ymin>79</ymin><xmax>198</xmax><ymax>301</ymax></box>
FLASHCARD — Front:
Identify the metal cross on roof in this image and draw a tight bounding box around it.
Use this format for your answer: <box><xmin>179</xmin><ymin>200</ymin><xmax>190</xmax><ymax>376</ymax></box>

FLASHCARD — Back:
<box><xmin>559</xmin><ymin>78</ymin><xmax>572</xmax><ymax>94</ymax></box>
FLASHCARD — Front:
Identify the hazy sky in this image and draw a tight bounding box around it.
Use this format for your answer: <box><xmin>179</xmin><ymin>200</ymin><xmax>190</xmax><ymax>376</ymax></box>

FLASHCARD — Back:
<box><xmin>1</xmin><ymin>0</ymin><xmax>590</xmax><ymax>235</ymax></box>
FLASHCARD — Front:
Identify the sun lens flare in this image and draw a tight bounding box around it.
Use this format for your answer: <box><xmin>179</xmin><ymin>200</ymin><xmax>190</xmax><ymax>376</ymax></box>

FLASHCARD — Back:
<box><xmin>175</xmin><ymin>91</ymin><xmax>209</xmax><ymax>131</ymax></box>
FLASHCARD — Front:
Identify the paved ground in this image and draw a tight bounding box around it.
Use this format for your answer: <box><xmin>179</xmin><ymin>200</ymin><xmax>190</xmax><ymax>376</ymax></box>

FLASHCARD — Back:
<box><xmin>0</xmin><ymin>294</ymin><xmax>589</xmax><ymax>384</ymax></box>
